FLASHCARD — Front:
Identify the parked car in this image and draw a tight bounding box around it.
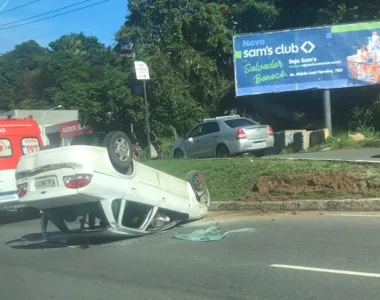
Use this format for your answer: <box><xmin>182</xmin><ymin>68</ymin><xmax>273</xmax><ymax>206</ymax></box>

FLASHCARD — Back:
<box><xmin>15</xmin><ymin>131</ymin><xmax>210</xmax><ymax>238</ymax></box>
<box><xmin>172</xmin><ymin>115</ymin><xmax>274</xmax><ymax>158</ymax></box>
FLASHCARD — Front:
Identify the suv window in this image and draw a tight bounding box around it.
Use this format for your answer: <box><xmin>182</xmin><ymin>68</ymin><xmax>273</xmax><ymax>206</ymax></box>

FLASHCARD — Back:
<box><xmin>0</xmin><ymin>138</ymin><xmax>12</xmax><ymax>157</ymax></box>
<box><xmin>224</xmin><ymin>118</ymin><xmax>258</xmax><ymax>128</ymax></box>
<box><xmin>21</xmin><ymin>137</ymin><xmax>40</xmax><ymax>155</ymax></box>
<box><xmin>202</xmin><ymin>122</ymin><xmax>220</xmax><ymax>134</ymax></box>
<box><xmin>187</xmin><ymin>124</ymin><xmax>203</xmax><ymax>138</ymax></box>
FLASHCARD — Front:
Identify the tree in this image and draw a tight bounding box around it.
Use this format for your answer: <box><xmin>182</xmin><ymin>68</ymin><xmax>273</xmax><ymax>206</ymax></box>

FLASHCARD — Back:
<box><xmin>2</xmin><ymin>1</ymin><xmax>380</xmax><ymax>133</ymax></box>
<box><xmin>116</xmin><ymin>0</ymin><xmax>238</xmax><ymax>135</ymax></box>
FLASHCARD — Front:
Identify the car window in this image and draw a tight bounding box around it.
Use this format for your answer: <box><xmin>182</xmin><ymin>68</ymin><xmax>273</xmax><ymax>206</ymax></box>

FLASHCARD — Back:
<box><xmin>187</xmin><ymin>124</ymin><xmax>203</xmax><ymax>138</ymax></box>
<box><xmin>0</xmin><ymin>138</ymin><xmax>12</xmax><ymax>157</ymax></box>
<box><xmin>202</xmin><ymin>122</ymin><xmax>220</xmax><ymax>134</ymax></box>
<box><xmin>224</xmin><ymin>118</ymin><xmax>259</xmax><ymax>128</ymax></box>
<box><xmin>21</xmin><ymin>137</ymin><xmax>40</xmax><ymax>155</ymax></box>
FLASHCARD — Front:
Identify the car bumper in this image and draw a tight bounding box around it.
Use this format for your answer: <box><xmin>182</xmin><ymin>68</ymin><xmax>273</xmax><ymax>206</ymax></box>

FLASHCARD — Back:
<box><xmin>19</xmin><ymin>192</ymin><xmax>98</xmax><ymax>210</ymax></box>
<box><xmin>227</xmin><ymin>136</ymin><xmax>275</xmax><ymax>155</ymax></box>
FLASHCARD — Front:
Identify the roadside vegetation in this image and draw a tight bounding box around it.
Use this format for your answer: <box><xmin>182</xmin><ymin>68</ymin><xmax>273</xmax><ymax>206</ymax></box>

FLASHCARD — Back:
<box><xmin>2</xmin><ymin>1</ymin><xmax>380</xmax><ymax>148</ymax></box>
<box><xmin>146</xmin><ymin>158</ymin><xmax>380</xmax><ymax>202</ymax></box>
<box><xmin>312</xmin><ymin>125</ymin><xmax>380</xmax><ymax>150</ymax></box>
<box><xmin>280</xmin><ymin>126</ymin><xmax>380</xmax><ymax>155</ymax></box>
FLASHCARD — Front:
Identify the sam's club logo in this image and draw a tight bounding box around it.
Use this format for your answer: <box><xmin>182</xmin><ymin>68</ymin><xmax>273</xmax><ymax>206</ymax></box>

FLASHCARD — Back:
<box><xmin>300</xmin><ymin>41</ymin><xmax>315</xmax><ymax>53</ymax></box>
<box><xmin>235</xmin><ymin>41</ymin><xmax>315</xmax><ymax>58</ymax></box>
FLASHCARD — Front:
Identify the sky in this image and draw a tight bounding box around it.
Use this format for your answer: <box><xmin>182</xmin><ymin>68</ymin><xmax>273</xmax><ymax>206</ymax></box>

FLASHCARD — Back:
<box><xmin>0</xmin><ymin>0</ymin><xmax>127</xmax><ymax>53</ymax></box>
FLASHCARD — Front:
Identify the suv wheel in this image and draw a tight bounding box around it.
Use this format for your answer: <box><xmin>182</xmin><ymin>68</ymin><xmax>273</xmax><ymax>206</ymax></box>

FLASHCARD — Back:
<box><xmin>174</xmin><ymin>149</ymin><xmax>184</xmax><ymax>159</ymax></box>
<box><xmin>216</xmin><ymin>144</ymin><xmax>230</xmax><ymax>158</ymax></box>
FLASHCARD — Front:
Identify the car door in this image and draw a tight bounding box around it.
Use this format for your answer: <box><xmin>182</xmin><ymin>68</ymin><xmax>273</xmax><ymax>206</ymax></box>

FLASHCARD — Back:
<box><xmin>196</xmin><ymin>122</ymin><xmax>221</xmax><ymax>157</ymax></box>
<box><xmin>126</xmin><ymin>165</ymin><xmax>162</xmax><ymax>207</ymax></box>
<box><xmin>183</xmin><ymin>124</ymin><xmax>204</xmax><ymax>158</ymax></box>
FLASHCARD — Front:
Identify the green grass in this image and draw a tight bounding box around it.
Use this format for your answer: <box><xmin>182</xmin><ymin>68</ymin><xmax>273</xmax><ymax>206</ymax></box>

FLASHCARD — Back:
<box><xmin>308</xmin><ymin>128</ymin><xmax>380</xmax><ymax>152</ymax></box>
<box><xmin>144</xmin><ymin>158</ymin><xmax>380</xmax><ymax>202</ymax></box>
<box><xmin>331</xmin><ymin>22</ymin><xmax>380</xmax><ymax>33</ymax></box>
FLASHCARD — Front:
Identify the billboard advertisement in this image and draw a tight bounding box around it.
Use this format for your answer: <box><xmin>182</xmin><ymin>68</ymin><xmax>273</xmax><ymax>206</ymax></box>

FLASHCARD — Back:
<box><xmin>233</xmin><ymin>21</ymin><xmax>380</xmax><ymax>96</ymax></box>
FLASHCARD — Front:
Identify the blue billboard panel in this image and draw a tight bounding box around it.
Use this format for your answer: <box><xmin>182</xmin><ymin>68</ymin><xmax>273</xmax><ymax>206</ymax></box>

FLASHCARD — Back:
<box><xmin>233</xmin><ymin>22</ymin><xmax>380</xmax><ymax>96</ymax></box>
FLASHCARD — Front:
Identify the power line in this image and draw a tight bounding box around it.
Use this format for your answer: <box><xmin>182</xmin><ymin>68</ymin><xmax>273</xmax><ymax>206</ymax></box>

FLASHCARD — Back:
<box><xmin>0</xmin><ymin>0</ymin><xmax>92</xmax><ymax>27</ymax></box>
<box><xmin>0</xmin><ymin>0</ymin><xmax>110</xmax><ymax>31</ymax></box>
<box><xmin>0</xmin><ymin>0</ymin><xmax>40</xmax><ymax>15</ymax></box>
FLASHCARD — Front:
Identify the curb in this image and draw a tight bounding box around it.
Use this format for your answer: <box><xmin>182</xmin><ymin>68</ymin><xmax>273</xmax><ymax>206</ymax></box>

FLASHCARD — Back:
<box><xmin>265</xmin><ymin>156</ymin><xmax>380</xmax><ymax>164</ymax></box>
<box><xmin>210</xmin><ymin>198</ymin><xmax>380</xmax><ymax>212</ymax></box>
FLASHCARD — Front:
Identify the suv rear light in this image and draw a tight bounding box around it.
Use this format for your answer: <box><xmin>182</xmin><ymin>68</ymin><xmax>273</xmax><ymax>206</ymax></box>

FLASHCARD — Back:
<box><xmin>236</xmin><ymin>128</ymin><xmax>246</xmax><ymax>139</ymax></box>
<box><xmin>63</xmin><ymin>174</ymin><xmax>92</xmax><ymax>189</ymax></box>
<box><xmin>268</xmin><ymin>126</ymin><xmax>273</xmax><ymax>136</ymax></box>
<box><xmin>17</xmin><ymin>183</ymin><xmax>28</xmax><ymax>198</ymax></box>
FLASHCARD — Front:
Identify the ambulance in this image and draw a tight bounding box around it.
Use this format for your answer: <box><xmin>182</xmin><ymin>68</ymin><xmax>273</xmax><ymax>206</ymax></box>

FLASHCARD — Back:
<box><xmin>0</xmin><ymin>116</ymin><xmax>44</xmax><ymax>214</ymax></box>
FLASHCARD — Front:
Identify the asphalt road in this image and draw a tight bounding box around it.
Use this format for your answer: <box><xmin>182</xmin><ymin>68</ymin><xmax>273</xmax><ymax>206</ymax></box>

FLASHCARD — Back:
<box><xmin>1</xmin><ymin>212</ymin><xmax>380</xmax><ymax>300</ymax></box>
<box><xmin>269</xmin><ymin>148</ymin><xmax>380</xmax><ymax>162</ymax></box>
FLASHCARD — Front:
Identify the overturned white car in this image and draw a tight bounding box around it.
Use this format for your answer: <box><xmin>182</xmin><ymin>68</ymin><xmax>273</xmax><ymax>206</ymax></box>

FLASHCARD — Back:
<box><xmin>15</xmin><ymin>131</ymin><xmax>210</xmax><ymax>237</ymax></box>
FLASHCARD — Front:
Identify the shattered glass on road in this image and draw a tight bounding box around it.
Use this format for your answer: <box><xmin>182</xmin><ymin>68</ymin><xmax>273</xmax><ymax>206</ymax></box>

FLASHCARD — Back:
<box><xmin>172</xmin><ymin>223</ymin><xmax>256</xmax><ymax>242</ymax></box>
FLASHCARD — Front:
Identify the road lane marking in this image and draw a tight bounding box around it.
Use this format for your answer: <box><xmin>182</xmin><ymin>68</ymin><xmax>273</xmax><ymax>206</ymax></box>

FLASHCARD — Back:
<box><xmin>270</xmin><ymin>264</ymin><xmax>380</xmax><ymax>278</ymax></box>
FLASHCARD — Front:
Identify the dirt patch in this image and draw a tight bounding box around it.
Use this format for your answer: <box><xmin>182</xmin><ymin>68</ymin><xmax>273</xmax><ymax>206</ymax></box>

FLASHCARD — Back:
<box><xmin>241</xmin><ymin>172</ymin><xmax>380</xmax><ymax>202</ymax></box>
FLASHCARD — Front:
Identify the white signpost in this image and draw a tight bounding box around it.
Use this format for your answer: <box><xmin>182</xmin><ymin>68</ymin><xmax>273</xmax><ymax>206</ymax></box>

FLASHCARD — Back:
<box><xmin>134</xmin><ymin>61</ymin><xmax>151</xmax><ymax>159</ymax></box>
<box><xmin>134</xmin><ymin>61</ymin><xmax>150</xmax><ymax>80</ymax></box>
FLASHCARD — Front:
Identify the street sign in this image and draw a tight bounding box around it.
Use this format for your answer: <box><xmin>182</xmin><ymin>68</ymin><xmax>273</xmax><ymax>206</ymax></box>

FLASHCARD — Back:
<box><xmin>133</xmin><ymin>85</ymin><xmax>144</xmax><ymax>95</ymax></box>
<box><xmin>134</xmin><ymin>61</ymin><xmax>150</xmax><ymax>80</ymax></box>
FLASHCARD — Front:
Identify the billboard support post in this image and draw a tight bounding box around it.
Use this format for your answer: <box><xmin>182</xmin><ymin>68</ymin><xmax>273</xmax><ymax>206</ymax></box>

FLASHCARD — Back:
<box><xmin>323</xmin><ymin>89</ymin><xmax>332</xmax><ymax>136</ymax></box>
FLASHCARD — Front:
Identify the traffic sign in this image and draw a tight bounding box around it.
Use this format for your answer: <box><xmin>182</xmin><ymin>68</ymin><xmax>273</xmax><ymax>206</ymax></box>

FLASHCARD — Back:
<box><xmin>134</xmin><ymin>61</ymin><xmax>150</xmax><ymax>80</ymax></box>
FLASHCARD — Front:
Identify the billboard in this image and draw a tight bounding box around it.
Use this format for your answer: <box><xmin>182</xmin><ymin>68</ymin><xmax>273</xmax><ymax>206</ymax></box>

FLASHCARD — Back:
<box><xmin>233</xmin><ymin>21</ymin><xmax>380</xmax><ymax>96</ymax></box>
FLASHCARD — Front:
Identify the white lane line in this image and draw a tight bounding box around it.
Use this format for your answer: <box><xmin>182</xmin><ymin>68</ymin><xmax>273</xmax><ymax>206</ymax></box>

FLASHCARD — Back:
<box><xmin>270</xmin><ymin>264</ymin><xmax>380</xmax><ymax>278</ymax></box>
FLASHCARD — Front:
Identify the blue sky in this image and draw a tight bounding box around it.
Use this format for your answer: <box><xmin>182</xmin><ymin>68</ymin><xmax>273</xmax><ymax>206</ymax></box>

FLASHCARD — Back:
<box><xmin>0</xmin><ymin>0</ymin><xmax>127</xmax><ymax>53</ymax></box>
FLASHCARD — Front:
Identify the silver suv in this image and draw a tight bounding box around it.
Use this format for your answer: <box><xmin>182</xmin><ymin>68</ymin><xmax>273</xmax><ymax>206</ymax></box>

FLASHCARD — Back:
<box><xmin>172</xmin><ymin>115</ymin><xmax>274</xmax><ymax>158</ymax></box>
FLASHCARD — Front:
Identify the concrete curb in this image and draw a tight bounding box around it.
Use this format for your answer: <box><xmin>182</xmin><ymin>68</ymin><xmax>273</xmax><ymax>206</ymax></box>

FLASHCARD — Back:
<box><xmin>210</xmin><ymin>198</ymin><xmax>380</xmax><ymax>212</ymax></box>
<box><xmin>265</xmin><ymin>156</ymin><xmax>380</xmax><ymax>164</ymax></box>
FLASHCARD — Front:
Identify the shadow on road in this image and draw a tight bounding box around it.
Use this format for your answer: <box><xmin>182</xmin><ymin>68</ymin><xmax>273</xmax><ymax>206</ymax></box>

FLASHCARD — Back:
<box><xmin>6</xmin><ymin>231</ymin><xmax>137</xmax><ymax>250</ymax></box>
<box><xmin>0</xmin><ymin>212</ymin><xmax>39</xmax><ymax>226</ymax></box>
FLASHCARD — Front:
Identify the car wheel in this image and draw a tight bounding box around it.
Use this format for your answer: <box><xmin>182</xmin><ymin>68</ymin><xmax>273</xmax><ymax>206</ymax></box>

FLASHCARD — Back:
<box><xmin>253</xmin><ymin>149</ymin><xmax>266</xmax><ymax>157</ymax></box>
<box><xmin>174</xmin><ymin>149</ymin><xmax>184</xmax><ymax>159</ymax></box>
<box><xmin>186</xmin><ymin>170</ymin><xmax>209</xmax><ymax>205</ymax></box>
<box><xmin>216</xmin><ymin>144</ymin><xmax>230</xmax><ymax>158</ymax></box>
<box><xmin>103</xmin><ymin>131</ymin><xmax>133</xmax><ymax>173</ymax></box>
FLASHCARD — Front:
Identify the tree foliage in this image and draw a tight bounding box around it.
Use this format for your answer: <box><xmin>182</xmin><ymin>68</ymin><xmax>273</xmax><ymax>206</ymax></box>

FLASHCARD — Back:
<box><xmin>1</xmin><ymin>1</ymin><xmax>380</xmax><ymax>137</ymax></box>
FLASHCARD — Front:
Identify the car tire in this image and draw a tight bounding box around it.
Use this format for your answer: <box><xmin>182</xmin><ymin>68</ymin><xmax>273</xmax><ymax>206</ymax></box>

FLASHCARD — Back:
<box><xmin>186</xmin><ymin>170</ymin><xmax>209</xmax><ymax>205</ymax></box>
<box><xmin>103</xmin><ymin>131</ymin><xmax>133</xmax><ymax>173</ymax></box>
<box><xmin>174</xmin><ymin>149</ymin><xmax>184</xmax><ymax>159</ymax></box>
<box><xmin>253</xmin><ymin>149</ymin><xmax>266</xmax><ymax>157</ymax></box>
<box><xmin>216</xmin><ymin>144</ymin><xmax>230</xmax><ymax>158</ymax></box>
